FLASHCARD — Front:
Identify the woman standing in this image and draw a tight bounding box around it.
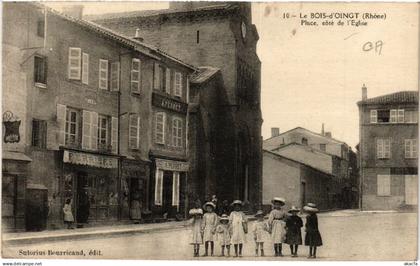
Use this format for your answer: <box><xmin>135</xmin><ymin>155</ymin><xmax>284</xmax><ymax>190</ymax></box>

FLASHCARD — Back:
<box><xmin>268</xmin><ymin>197</ymin><xmax>287</xmax><ymax>256</ymax></box>
<box><xmin>229</xmin><ymin>200</ymin><xmax>248</xmax><ymax>257</ymax></box>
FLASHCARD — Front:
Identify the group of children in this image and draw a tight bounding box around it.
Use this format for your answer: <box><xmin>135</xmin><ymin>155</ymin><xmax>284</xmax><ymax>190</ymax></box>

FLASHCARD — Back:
<box><xmin>189</xmin><ymin>197</ymin><xmax>323</xmax><ymax>259</ymax></box>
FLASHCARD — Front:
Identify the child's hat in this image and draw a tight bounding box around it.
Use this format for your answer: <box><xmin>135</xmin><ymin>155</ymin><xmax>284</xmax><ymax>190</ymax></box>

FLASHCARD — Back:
<box><xmin>288</xmin><ymin>206</ymin><xmax>300</xmax><ymax>213</ymax></box>
<box><xmin>219</xmin><ymin>214</ymin><xmax>229</xmax><ymax>221</ymax></box>
<box><xmin>271</xmin><ymin>197</ymin><xmax>286</xmax><ymax>205</ymax></box>
<box><xmin>303</xmin><ymin>203</ymin><xmax>319</xmax><ymax>213</ymax></box>
<box><xmin>189</xmin><ymin>208</ymin><xmax>203</xmax><ymax>215</ymax></box>
<box><xmin>255</xmin><ymin>210</ymin><xmax>265</xmax><ymax>217</ymax></box>
<box><xmin>231</xmin><ymin>200</ymin><xmax>243</xmax><ymax>206</ymax></box>
<box><xmin>203</xmin><ymin>201</ymin><xmax>216</xmax><ymax>209</ymax></box>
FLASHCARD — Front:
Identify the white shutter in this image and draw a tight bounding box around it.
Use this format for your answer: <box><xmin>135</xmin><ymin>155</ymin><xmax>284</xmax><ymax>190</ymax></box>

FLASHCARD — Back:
<box><xmin>398</xmin><ymin>109</ymin><xmax>405</xmax><ymax>123</ymax></box>
<box><xmin>111</xmin><ymin>117</ymin><xmax>118</xmax><ymax>154</ymax></box>
<box><xmin>99</xmin><ymin>59</ymin><xmax>108</xmax><ymax>90</ymax></box>
<box><xmin>91</xmin><ymin>111</ymin><xmax>98</xmax><ymax>150</ymax></box>
<box><xmin>384</xmin><ymin>139</ymin><xmax>390</xmax><ymax>158</ymax></box>
<box><xmin>129</xmin><ymin>114</ymin><xmax>140</xmax><ymax>149</ymax></box>
<box><xmin>82</xmin><ymin>53</ymin><xmax>89</xmax><ymax>84</ymax></box>
<box><xmin>390</xmin><ymin>110</ymin><xmax>397</xmax><ymax>123</ymax></box>
<box><xmin>82</xmin><ymin>110</ymin><xmax>92</xmax><ymax>149</ymax></box>
<box><xmin>413</xmin><ymin>139</ymin><xmax>417</xmax><ymax>158</ymax></box>
<box><xmin>68</xmin><ymin>47</ymin><xmax>81</xmax><ymax>80</ymax></box>
<box><xmin>370</xmin><ymin>110</ymin><xmax>377</xmax><ymax>123</ymax></box>
<box><xmin>56</xmin><ymin>104</ymin><xmax>67</xmax><ymax>146</ymax></box>
<box><xmin>377</xmin><ymin>175</ymin><xmax>391</xmax><ymax>196</ymax></box>
<box><xmin>174</xmin><ymin>72</ymin><xmax>182</xmax><ymax>97</ymax></box>
<box><xmin>377</xmin><ymin>139</ymin><xmax>383</xmax><ymax>158</ymax></box>
<box><xmin>110</xmin><ymin>62</ymin><xmax>120</xmax><ymax>91</ymax></box>
<box><xmin>405</xmin><ymin>140</ymin><xmax>411</xmax><ymax>158</ymax></box>
<box><xmin>155</xmin><ymin>112</ymin><xmax>166</xmax><ymax>144</ymax></box>
<box><xmin>131</xmin><ymin>59</ymin><xmax>141</xmax><ymax>93</ymax></box>
<box><xmin>155</xmin><ymin>169</ymin><xmax>163</xmax><ymax>206</ymax></box>
<box><xmin>165</xmin><ymin>68</ymin><xmax>171</xmax><ymax>94</ymax></box>
<box><xmin>172</xmin><ymin>172</ymin><xmax>180</xmax><ymax>207</ymax></box>
<box><xmin>153</xmin><ymin>62</ymin><xmax>160</xmax><ymax>90</ymax></box>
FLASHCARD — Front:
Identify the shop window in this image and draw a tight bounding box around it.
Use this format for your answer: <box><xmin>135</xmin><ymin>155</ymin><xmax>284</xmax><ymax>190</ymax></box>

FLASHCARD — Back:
<box><xmin>172</xmin><ymin>117</ymin><xmax>183</xmax><ymax>147</ymax></box>
<box><xmin>65</xmin><ymin>108</ymin><xmax>80</xmax><ymax>146</ymax></box>
<box><xmin>377</xmin><ymin>110</ymin><xmax>390</xmax><ymax>123</ymax></box>
<box><xmin>377</xmin><ymin>174</ymin><xmax>391</xmax><ymax>196</ymax></box>
<box><xmin>34</xmin><ymin>56</ymin><xmax>47</xmax><ymax>86</ymax></box>
<box><xmin>32</xmin><ymin>119</ymin><xmax>47</xmax><ymax>149</ymax></box>
<box><xmin>98</xmin><ymin>115</ymin><xmax>109</xmax><ymax>151</ymax></box>
<box><xmin>405</xmin><ymin>139</ymin><xmax>417</xmax><ymax>159</ymax></box>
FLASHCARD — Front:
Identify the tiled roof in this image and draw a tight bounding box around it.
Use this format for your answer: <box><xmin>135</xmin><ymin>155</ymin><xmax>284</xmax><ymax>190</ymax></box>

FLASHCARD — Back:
<box><xmin>84</xmin><ymin>4</ymin><xmax>233</xmax><ymax>21</ymax></box>
<box><xmin>357</xmin><ymin>91</ymin><xmax>418</xmax><ymax>106</ymax></box>
<box><xmin>31</xmin><ymin>3</ymin><xmax>197</xmax><ymax>71</ymax></box>
<box><xmin>190</xmin><ymin>67</ymin><xmax>220</xmax><ymax>84</ymax></box>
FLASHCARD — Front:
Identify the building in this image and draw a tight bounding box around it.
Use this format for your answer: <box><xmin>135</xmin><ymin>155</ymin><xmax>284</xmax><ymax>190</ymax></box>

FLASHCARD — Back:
<box><xmin>357</xmin><ymin>87</ymin><xmax>418</xmax><ymax>210</ymax></box>
<box><xmin>87</xmin><ymin>2</ymin><xmax>263</xmax><ymax>209</ymax></box>
<box><xmin>2</xmin><ymin>2</ymin><xmax>195</xmax><ymax>231</ymax></box>
<box><xmin>263</xmin><ymin>150</ymin><xmax>340</xmax><ymax>212</ymax></box>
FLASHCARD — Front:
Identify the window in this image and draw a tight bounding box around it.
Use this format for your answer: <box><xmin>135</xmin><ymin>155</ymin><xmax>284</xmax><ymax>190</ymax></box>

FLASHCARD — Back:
<box><xmin>82</xmin><ymin>53</ymin><xmax>89</xmax><ymax>85</ymax></box>
<box><xmin>377</xmin><ymin>174</ymin><xmax>391</xmax><ymax>196</ymax></box>
<box><xmin>155</xmin><ymin>169</ymin><xmax>163</xmax><ymax>205</ymax></box>
<box><xmin>99</xmin><ymin>59</ymin><xmax>108</xmax><ymax>90</ymax></box>
<box><xmin>129</xmin><ymin>114</ymin><xmax>140</xmax><ymax>149</ymax></box>
<box><xmin>153</xmin><ymin>62</ymin><xmax>160</xmax><ymax>90</ymax></box>
<box><xmin>377</xmin><ymin>110</ymin><xmax>390</xmax><ymax>123</ymax></box>
<box><xmin>398</xmin><ymin>109</ymin><xmax>405</xmax><ymax>123</ymax></box>
<box><xmin>405</xmin><ymin>110</ymin><xmax>418</xmax><ymax>123</ymax></box>
<box><xmin>68</xmin><ymin>47</ymin><xmax>81</xmax><ymax>80</ymax></box>
<box><xmin>34</xmin><ymin>56</ymin><xmax>47</xmax><ymax>85</ymax></box>
<box><xmin>159</xmin><ymin>66</ymin><xmax>166</xmax><ymax>92</ymax></box>
<box><xmin>32</xmin><ymin>120</ymin><xmax>47</xmax><ymax>148</ymax></box>
<box><xmin>390</xmin><ymin>109</ymin><xmax>404</xmax><ymax>123</ymax></box>
<box><xmin>37</xmin><ymin>19</ymin><xmax>44</xmax><ymax>38</ymax></box>
<box><xmin>65</xmin><ymin>108</ymin><xmax>79</xmax><ymax>146</ymax></box>
<box><xmin>131</xmin><ymin>59</ymin><xmax>141</xmax><ymax>93</ymax></box>
<box><xmin>405</xmin><ymin>139</ymin><xmax>417</xmax><ymax>158</ymax></box>
<box><xmin>98</xmin><ymin>115</ymin><xmax>109</xmax><ymax>150</ymax></box>
<box><xmin>377</xmin><ymin>138</ymin><xmax>391</xmax><ymax>159</ymax></box>
<box><xmin>302</xmin><ymin>138</ymin><xmax>308</xmax><ymax>145</ymax></box>
<box><xmin>174</xmin><ymin>72</ymin><xmax>182</xmax><ymax>97</ymax></box>
<box><xmin>172</xmin><ymin>117</ymin><xmax>183</xmax><ymax>147</ymax></box>
<box><xmin>110</xmin><ymin>62</ymin><xmax>120</xmax><ymax>91</ymax></box>
<box><xmin>155</xmin><ymin>112</ymin><xmax>166</xmax><ymax>144</ymax></box>
<box><xmin>196</xmin><ymin>30</ymin><xmax>200</xmax><ymax>44</ymax></box>
<box><xmin>165</xmin><ymin>68</ymin><xmax>171</xmax><ymax>94</ymax></box>
<box><xmin>390</xmin><ymin>109</ymin><xmax>397</xmax><ymax>123</ymax></box>
<box><xmin>82</xmin><ymin>110</ymin><xmax>98</xmax><ymax>150</ymax></box>
<box><xmin>319</xmin><ymin>144</ymin><xmax>326</xmax><ymax>152</ymax></box>
<box><xmin>370</xmin><ymin>110</ymin><xmax>377</xmax><ymax>123</ymax></box>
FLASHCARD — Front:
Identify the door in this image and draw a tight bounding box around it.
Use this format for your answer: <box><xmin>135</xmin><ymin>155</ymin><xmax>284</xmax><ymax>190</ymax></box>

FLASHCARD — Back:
<box><xmin>162</xmin><ymin>171</ymin><xmax>173</xmax><ymax>217</ymax></box>
<box><xmin>2</xmin><ymin>175</ymin><xmax>17</xmax><ymax>230</ymax></box>
<box><xmin>405</xmin><ymin>175</ymin><xmax>418</xmax><ymax>205</ymax></box>
<box><xmin>300</xmin><ymin>182</ymin><xmax>306</xmax><ymax>208</ymax></box>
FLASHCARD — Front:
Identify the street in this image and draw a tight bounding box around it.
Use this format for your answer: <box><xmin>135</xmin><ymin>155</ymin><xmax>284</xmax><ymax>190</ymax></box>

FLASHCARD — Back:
<box><xmin>2</xmin><ymin>211</ymin><xmax>417</xmax><ymax>260</ymax></box>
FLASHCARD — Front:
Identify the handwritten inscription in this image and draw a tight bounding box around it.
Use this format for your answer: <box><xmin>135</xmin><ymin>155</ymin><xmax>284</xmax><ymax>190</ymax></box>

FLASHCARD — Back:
<box><xmin>363</xmin><ymin>40</ymin><xmax>384</xmax><ymax>55</ymax></box>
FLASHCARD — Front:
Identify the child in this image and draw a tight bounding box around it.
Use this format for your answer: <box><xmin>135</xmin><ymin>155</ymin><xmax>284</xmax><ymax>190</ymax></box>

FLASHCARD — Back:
<box><xmin>285</xmin><ymin>206</ymin><xmax>303</xmax><ymax>257</ymax></box>
<box><xmin>268</xmin><ymin>197</ymin><xmax>287</xmax><ymax>256</ymax></box>
<box><xmin>63</xmin><ymin>198</ymin><xmax>74</xmax><ymax>229</ymax></box>
<box><xmin>189</xmin><ymin>203</ymin><xmax>204</xmax><ymax>257</ymax></box>
<box><xmin>202</xmin><ymin>202</ymin><xmax>218</xmax><ymax>256</ymax></box>
<box><xmin>252</xmin><ymin>210</ymin><xmax>269</xmax><ymax>257</ymax></box>
<box><xmin>303</xmin><ymin>203</ymin><xmax>323</xmax><ymax>259</ymax></box>
<box><xmin>216</xmin><ymin>214</ymin><xmax>231</xmax><ymax>257</ymax></box>
<box><xmin>229</xmin><ymin>200</ymin><xmax>248</xmax><ymax>257</ymax></box>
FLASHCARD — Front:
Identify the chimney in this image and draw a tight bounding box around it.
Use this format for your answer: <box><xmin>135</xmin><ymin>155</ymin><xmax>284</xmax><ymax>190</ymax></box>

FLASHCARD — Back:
<box><xmin>325</xmin><ymin>132</ymin><xmax>332</xmax><ymax>138</ymax></box>
<box><xmin>133</xmin><ymin>29</ymin><xmax>144</xmax><ymax>42</ymax></box>
<box><xmin>362</xmin><ymin>84</ymin><xmax>367</xmax><ymax>101</ymax></box>
<box><xmin>271</xmin><ymin>127</ymin><xmax>280</xmax><ymax>138</ymax></box>
<box><xmin>321</xmin><ymin>123</ymin><xmax>325</xmax><ymax>136</ymax></box>
<box><xmin>62</xmin><ymin>5</ymin><xmax>84</xmax><ymax>20</ymax></box>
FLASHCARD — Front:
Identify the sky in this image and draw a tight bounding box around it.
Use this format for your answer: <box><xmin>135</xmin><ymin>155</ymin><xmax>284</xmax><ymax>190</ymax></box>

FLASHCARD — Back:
<box><xmin>47</xmin><ymin>2</ymin><xmax>419</xmax><ymax>148</ymax></box>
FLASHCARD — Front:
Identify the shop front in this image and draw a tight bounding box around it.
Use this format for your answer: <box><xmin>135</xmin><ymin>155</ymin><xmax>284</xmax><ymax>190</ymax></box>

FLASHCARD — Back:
<box><xmin>61</xmin><ymin>149</ymin><xmax>120</xmax><ymax>225</ymax></box>
<box><xmin>151</xmin><ymin>158</ymin><xmax>189</xmax><ymax>219</ymax></box>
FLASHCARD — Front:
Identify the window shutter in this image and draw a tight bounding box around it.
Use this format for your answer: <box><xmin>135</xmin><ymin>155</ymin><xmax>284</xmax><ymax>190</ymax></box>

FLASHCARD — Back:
<box><xmin>405</xmin><ymin>140</ymin><xmax>411</xmax><ymax>158</ymax></box>
<box><xmin>82</xmin><ymin>53</ymin><xmax>89</xmax><ymax>85</ymax></box>
<box><xmin>398</xmin><ymin>109</ymin><xmax>405</xmax><ymax>123</ymax></box>
<box><xmin>131</xmin><ymin>59</ymin><xmax>141</xmax><ymax>93</ymax></box>
<box><xmin>99</xmin><ymin>59</ymin><xmax>108</xmax><ymax>90</ymax></box>
<box><xmin>377</xmin><ymin>139</ymin><xmax>383</xmax><ymax>158</ymax></box>
<box><xmin>155</xmin><ymin>112</ymin><xmax>166</xmax><ymax>144</ymax></box>
<box><xmin>390</xmin><ymin>109</ymin><xmax>397</xmax><ymax>123</ymax></box>
<box><xmin>68</xmin><ymin>47</ymin><xmax>81</xmax><ymax>80</ymax></box>
<box><xmin>370</xmin><ymin>110</ymin><xmax>377</xmax><ymax>123</ymax></box>
<box><xmin>172</xmin><ymin>172</ymin><xmax>180</xmax><ymax>207</ymax></box>
<box><xmin>186</xmin><ymin>76</ymin><xmax>190</xmax><ymax>103</ymax></box>
<box><xmin>384</xmin><ymin>139</ymin><xmax>391</xmax><ymax>158</ymax></box>
<box><xmin>153</xmin><ymin>62</ymin><xmax>160</xmax><ymax>90</ymax></box>
<box><xmin>110</xmin><ymin>62</ymin><xmax>120</xmax><ymax>91</ymax></box>
<box><xmin>111</xmin><ymin>117</ymin><xmax>118</xmax><ymax>154</ymax></box>
<box><xmin>91</xmin><ymin>112</ymin><xmax>98</xmax><ymax>150</ymax></box>
<box><xmin>155</xmin><ymin>169</ymin><xmax>163</xmax><ymax>206</ymax></box>
<box><xmin>56</xmin><ymin>104</ymin><xmax>67</xmax><ymax>146</ymax></box>
<box><xmin>165</xmin><ymin>68</ymin><xmax>171</xmax><ymax>94</ymax></box>
<box><xmin>174</xmin><ymin>72</ymin><xmax>182</xmax><ymax>97</ymax></box>
<box><xmin>129</xmin><ymin>114</ymin><xmax>140</xmax><ymax>149</ymax></box>
<box><xmin>82</xmin><ymin>110</ymin><xmax>92</xmax><ymax>150</ymax></box>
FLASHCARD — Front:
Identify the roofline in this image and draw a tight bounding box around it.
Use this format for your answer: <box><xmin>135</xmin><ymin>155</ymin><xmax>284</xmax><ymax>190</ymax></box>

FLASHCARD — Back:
<box><xmin>264</xmin><ymin>126</ymin><xmax>347</xmax><ymax>145</ymax></box>
<box><xmin>30</xmin><ymin>3</ymin><xmax>198</xmax><ymax>72</ymax></box>
<box><xmin>263</xmin><ymin>149</ymin><xmax>335</xmax><ymax>178</ymax></box>
<box><xmin>357</xmin><ymin>90</ymin><xmax>419</xmax><ymax>106</ymax></box>
<box><xmin>272</xmin><ymin>142</ymin><xmax>334</xmax><ymax>158</ymax></box>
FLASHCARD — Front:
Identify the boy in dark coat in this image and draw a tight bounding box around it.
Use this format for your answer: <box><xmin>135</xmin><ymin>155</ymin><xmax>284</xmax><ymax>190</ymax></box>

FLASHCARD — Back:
<box><xmin>303</xmin><ymin>203</ymin><xmax>323</xmax><ymax>259</ymax></box>
<box><xmin>285</xmin><ymin>206</ymin><xmax>303</xmax><ymax>257</ymax></box>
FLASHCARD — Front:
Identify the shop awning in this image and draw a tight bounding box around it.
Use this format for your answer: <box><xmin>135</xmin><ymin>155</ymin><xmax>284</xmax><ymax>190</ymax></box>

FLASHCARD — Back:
<box><xmin>2</xmin><ymin>151</ymin><xmax>32</xmax><ymax>162</ymax></box>
<box><xmin>63</xmin><ymin>150</ymin><xmax>118</xmax><ymax>169</ymax></box>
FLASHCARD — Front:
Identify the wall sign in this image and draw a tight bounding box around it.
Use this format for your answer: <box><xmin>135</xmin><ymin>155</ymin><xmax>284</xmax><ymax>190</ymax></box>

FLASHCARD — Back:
<box><xmin>156</xmin><ymin>158</ymin><xmax>189</xmax><ymax>172</ymax></box>
<box><xmin>152</xmin><ymin>93</ymin><xmax>188</xmax><ymax>114</ymax></box>
<box><xmin>63</xmin><ymin>150</ymin><xmax>118</xmax><ymax>169</ymax></box>
<box><xmin>3</xmin><ymin>111</ymin><xmax>21</xmax><ymax>143</ymax></box>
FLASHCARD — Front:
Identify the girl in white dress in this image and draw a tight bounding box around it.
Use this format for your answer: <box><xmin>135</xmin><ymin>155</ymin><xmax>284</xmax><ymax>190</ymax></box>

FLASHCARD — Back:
<box><xmin>253</xmin><ymin>210</ymin><xmax>269</xmax><ymax>256</ymax></box>
<box><xmin>216</xmin><ymin>214</ymin><xmax>231</xmax><ymax>256</ymax></box>
<box><xmin>268</xmin><ymin>197</ymin><xmax>287</xmax><ymax>256</ymax></box>
<box><xmin>189</xmin><ymin>206</ymin><xmax>204</xmax><ymax>257</ymax></box>
<box><xmin>229</xmin><ymin>200</ymin><xmax>248</xmax><ymax>257</ymax></box>
<box><xmin>202</xmin><ymin>202</ymin><xmax>218</xmax><ymax>256</ymax></box>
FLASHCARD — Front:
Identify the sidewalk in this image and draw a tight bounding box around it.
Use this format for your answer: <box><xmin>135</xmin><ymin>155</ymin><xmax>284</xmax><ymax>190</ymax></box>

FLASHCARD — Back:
<box><xmin>3</xmin><ymin>220</ymin><xmax>190</xmax><ymax>246</ymax></box>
